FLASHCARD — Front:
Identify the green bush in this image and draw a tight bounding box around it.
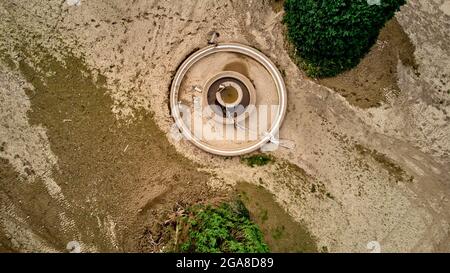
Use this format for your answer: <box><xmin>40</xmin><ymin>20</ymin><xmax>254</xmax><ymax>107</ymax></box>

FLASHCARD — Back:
<box><xmin>284</xmin><ymin>0</ymin><xmax>406</xmax><ymax>77</ymax></box>
<box><xmin>241</xmin><ymin>154</ymin><xmax>273</xmax><ymax>167</ymax></box>
<box><xmin>179</xmin><ymin>202</ymin><xmax>269</xmax><ymax>253</ymax></box>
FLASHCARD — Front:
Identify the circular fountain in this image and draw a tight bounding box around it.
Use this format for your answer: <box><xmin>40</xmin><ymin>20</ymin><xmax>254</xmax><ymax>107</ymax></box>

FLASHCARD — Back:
<box><xmin>170</xmin><ymin>43</ymin><xmax>287</xmax><ymax>156</ymax></box>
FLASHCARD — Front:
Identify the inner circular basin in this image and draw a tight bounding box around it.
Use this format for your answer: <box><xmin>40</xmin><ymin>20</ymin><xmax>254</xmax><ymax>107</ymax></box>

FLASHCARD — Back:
<box><xmin>220</xmin><ymin>85</ymin><xmax>239</xmax><ymax>105</ymax></box>
<box><xmin>207</xmin><ymin>75</ymin><xmax>251</xmax><ymax>118</ymax></box>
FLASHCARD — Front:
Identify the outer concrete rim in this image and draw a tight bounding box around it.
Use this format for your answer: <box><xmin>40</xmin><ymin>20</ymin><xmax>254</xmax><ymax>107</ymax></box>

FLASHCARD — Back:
<box><xmin>170</xmin><ymin>43</ymin><xmax>287</xmax><ymax>156</ymax></box>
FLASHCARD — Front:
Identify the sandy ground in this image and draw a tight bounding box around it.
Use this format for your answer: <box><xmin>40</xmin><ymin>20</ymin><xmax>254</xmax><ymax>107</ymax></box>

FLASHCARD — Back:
<box><xmin>1</xmin><ymin>0</ymin><xmax>449</xmax><ymax>252</ymax></box>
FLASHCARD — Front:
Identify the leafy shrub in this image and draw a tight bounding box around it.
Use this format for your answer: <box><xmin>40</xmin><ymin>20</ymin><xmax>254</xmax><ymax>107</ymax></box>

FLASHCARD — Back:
<box><xmin>284</xmin><ymin>0</ymin><xmax>406</xmax><ymax>77</ymax></box>
<box><xmin>241</xmin><ymin>154</ymin><xmax>273</xmax><ymax>167</ymax></box>
<box><xmin>179</xmin><ymin>202</ymin><xmax>269</xmax><ymax>253</ymax></box>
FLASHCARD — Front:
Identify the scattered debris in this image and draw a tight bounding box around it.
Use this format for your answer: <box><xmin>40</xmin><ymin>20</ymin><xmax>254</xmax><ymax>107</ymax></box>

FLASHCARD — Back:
<box><xmin>207</xmin><ymin>31</ymin><xmax>220</xmax><ymax>45</ymax></box>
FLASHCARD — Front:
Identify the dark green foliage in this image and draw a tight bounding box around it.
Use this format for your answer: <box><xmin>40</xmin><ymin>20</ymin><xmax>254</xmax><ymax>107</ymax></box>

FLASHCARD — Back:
<box><xmin>241</xmin><ymin>154</ymin><xmax>273</xmax><ymax>167</ymax></box>
<box><xmin>179</xmin><ymin>202</ymin><xmax>269</xmax><ymax>253</ymax></box>
<box><xmin>284</xmin><ymin>0</ymin><xmax>406</xmax><ymax>77</ymax></box>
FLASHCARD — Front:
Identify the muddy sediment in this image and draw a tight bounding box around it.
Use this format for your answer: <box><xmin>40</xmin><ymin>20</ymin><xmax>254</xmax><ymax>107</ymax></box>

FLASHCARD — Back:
<box><xmin>317</xmin><ymin>18</ymin><xmax>418</xmax><ymax>109</ymax></box>
<box><xmin>1</xmin><ymin>48</ymin><xmax>224</xmax><ymax>252</ymax></box>
<box><xmin>237</xmin><ymin>182</ymin><xmax>318</xmax><ymax>253</ymax></box>
<box><xmin>1</xmin><ymin>0</ymin><xmax>449</xmax><ymax>253</ymax></box>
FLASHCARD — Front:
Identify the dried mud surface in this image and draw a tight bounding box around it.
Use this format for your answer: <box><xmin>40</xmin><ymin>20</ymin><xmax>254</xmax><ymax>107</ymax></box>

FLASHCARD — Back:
<box><xmin>1</xmin><ymin>0</ymin><xmax>449</xmax><ymax>252</ymax></box>
<box><xmin>318</xmin><ymin>18</ymin><xmax>418</xmax><ymax>109</ymax></box>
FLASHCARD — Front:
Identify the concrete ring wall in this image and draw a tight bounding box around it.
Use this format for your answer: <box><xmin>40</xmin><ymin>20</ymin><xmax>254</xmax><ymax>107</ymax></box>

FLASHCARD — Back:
<box><xmin>170</xmin><ymin>43</ymin><xmax>287</xmax><ymax>156</ymax></box>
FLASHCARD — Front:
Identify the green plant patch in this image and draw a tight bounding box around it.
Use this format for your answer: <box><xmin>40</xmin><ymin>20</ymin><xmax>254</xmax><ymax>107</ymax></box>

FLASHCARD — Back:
<box><xmin>176</xmin><ymin>202</ymin><xmax>269</xmax><ymax>253</ymax></box>
<box><xmin>241</xmin><ymin>154</ymin><xmax>273</xmax><ymax>167</ymax></box>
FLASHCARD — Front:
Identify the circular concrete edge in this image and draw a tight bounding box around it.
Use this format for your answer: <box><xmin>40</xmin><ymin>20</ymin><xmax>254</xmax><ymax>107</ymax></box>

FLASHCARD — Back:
<box><xmin>170</xmin><ymin>43</ymin><xmax>288</xmax><ymax>157</ymax></box>
<box><xmin>204</xmin><ymin>71</ymin><xmax>253</xmax><ymax>108</ymax></box>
